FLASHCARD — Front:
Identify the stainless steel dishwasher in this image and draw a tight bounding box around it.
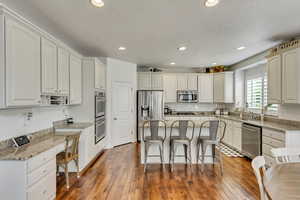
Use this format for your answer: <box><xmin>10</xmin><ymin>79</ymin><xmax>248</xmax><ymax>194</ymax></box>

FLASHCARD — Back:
<box><xmin>241</xmin><ymin>123</ymin><xmax>262</xmax><ymax>159</ymax></box>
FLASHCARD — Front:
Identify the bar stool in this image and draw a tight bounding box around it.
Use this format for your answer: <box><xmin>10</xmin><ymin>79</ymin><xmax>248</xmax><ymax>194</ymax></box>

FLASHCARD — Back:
<box><xmin>142</xmin><ymin>120</ymin><xmax>167</xmax><ymax>172</ymax></box>
<box><xmin>56</xmin><ymin>133</ymin><xmax>81</xmax><ymax>189</ymax></box>
<box><xmin>196</xmin><ymin>120</ymin><xmax>226</xmax><ymax>174</ymax></box>
<box><xmin>169</xmin><ymin>120</ymin><xmax>195</xmax><ymax>171</ymax></box>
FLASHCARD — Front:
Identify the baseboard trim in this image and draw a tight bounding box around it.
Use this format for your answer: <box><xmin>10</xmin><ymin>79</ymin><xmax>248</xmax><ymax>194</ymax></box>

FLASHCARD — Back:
<box><xmin>80</xmin><ymin>149</ymin><xmax>106</xmax><ymax>176</ymax></box>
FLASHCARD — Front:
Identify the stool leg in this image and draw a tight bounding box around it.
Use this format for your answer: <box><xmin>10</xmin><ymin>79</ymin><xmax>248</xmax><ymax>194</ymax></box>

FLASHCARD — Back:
<box><xmin>169</xmin><ymin>141</ymin><xmax>172</xmax><ymax>164</ymax></box>
<box><xmin>201</xmin><ymin>143</ymin><xmax>207</xmax><ymax>172</ymax></box>
<box><xmin>144</xmin><ymin>142</ymin><xmax>148</xmax><ymax>172</ymax></box>
<box><xmin>217</xmin><ymin>146</ymin><xmax>224</xmax><ymax>175</ymax></box>
<box><xmin>196</xmin><ymin>140</ymin><xmax>200</xmax><ymax>165</ymax></box>
<box><xmin>159</xmin><ymin>143</ymin><xmax>163</xmax><ymax>164</ymax></box>
<box><xmin>65</xmin><ymin>163</ymin><xmax>70</xmax><ymax>189</ymax></box>
<box><xmin>184</xmin><ymin>144</ymin><xmax>188</xmax><ymax>164</ymax></box>
<box><xmin>188</xmin><ymin>142</ymin><xmax>192</xmax><ymax>167</ymax></box>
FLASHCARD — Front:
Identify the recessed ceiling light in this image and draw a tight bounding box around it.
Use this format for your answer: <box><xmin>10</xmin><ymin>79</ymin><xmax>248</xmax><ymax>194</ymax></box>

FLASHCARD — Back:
<box><xmin>90</xmin><ymin>0</ymin><xmax>104</xmax><ymax>8</ymax></box>
<box><xmin>178</xmin><ymin>46</ymin><xmax>187</xmax><ymax>51</ymax></box>
<box><xmin>237</xmin><ymin>46</ymin><xmax>246</xmax><ymax>50</ymax></box>
<box><xmin>205</xmin><ymin>0</ymin><xmax>219</xmax><ymax>7</ymax></box>
<box><xmin>170</xmin><ymin>62</ymin><xmax>176</xmax><ymax>65</ymax></box>
<box><xmin>118</xmin><ymin>46</ymin><xmax>126</xmax><ymax>51</ymax></box>
<box><xmin>212</xmin><ymin>62</ymin><xmax>217</xmax><ymax>65</ymax></box>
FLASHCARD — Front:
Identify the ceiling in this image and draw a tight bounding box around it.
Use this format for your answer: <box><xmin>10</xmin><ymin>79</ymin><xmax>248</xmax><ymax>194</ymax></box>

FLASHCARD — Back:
<box><xmin>1</xmin><ymin>0</ymin><xmax>300</xmax><ymax>68</ymax></box>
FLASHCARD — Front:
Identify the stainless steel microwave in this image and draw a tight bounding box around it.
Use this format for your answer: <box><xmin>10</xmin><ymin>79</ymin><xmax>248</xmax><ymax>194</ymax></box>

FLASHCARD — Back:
<box><xmin>177</xmin><ymin>90</ymin><xmax>198</xmax><ymax>103</ymax></box>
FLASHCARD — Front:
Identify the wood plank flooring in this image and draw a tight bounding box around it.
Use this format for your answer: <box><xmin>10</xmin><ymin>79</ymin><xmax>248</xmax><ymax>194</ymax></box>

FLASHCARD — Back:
<box><xmin>56</xmin><ymin>143</ymin><xmax>259</xmax><ymax>200</ymax></box>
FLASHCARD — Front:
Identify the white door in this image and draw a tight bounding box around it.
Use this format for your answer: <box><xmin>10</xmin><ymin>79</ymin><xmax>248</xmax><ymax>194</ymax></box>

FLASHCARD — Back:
<box><xmin>41</xmin><ymin>37</ymin><xmax>58</xmax><ymax>94</ymax></box>
<box><xmin>198</xmin><ymin>74</ymin><xmax>213</xmax><ymax>103</ymax></box>
<box><xmin>5</xmin><ymin>17</ymin><xmax>41</xmax><ymax>106</ymax></box>
<box><xmin>267</xmin><ymin>55</ymin><xmax>282</xmax><ymax>104</ymax></box>
<box><xmin>163</xmin><ymin>74</ymin><xmax>177</xmax><ymax>102</ymax></box>
<box><xmin>57</xmin><ymin>47</ymin><xmax>70</xmax><ymax>95</ymax></box>
<box><xmin>282</xmin><ymin>49</ymin><xmax>299</xmax><ymax>103</ymax></box>
<box><xmin>112</xmin><ymin>82</ymin><xmax>135</xmax><ymax>146</ymax></box>
<box><xmin>177</xmin><ymin>74</ymin><xmax>188</xmax><ymax>90</ymax></box>
<box><xmin>187</xmin><ymin>74</ymin><xmax>198</xmax><ymax>90</ymax></box>
<box><xmin>70</xmin><ymin>54</ymin><xmax>82</xmax><ymax>105</ymax></box>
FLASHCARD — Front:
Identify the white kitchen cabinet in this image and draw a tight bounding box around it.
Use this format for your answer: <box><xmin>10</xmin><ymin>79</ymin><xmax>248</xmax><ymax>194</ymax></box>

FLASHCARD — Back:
<box><xmin>282</xmin><ymin>48</ymin><xmax>300</xmax><ymax>104</ymax></box>
<box><xmin>267</xmin><ymin>55</ymin><xmax>282</xmax><ymax>104</ymax></box>
<box><xmin>198</xmin><ymin>73</ymin><xmax>213</xmax><ymax>103</ymax></box>
<box><xmin>163</xmin><ymin>74</ymin><xmax>177</xmax><ymax>102</ymax></box>
<box><xmin>223</xmin><ymin>120</ymin><xmax>233</xmax><ymax>146</ymax></box>
<box><xmin>70</xmin><ymin>54</ymin><xmax>82</xmax><ymax>105</ymax></box>
<box><xmin>95</xmin><ymin>59</ymin><xmax>106</xmax><ymax>90</ymax></box>
<box><xmin>177</xmin><ymin>74</ymin><xmax>188</xmax><ymax>90</ymax></box>
<box><xmin>151</xmin><ymin>73</ymin><xmax>163</xmax><ymax>90</ymax></box>
<box><xmin>5</xmin><ymin>17</ymin><xmax>41</xmax><ymax>107</ymax></box>
<box><xmin>188</xmin><ymin>74</ymin><xmax>198</xmax><ymax>90</ymax></box>
<box><xmin>57</xmin><ymin>47</ymin><xmax>70</xmax><ymax>95</ymax></box>
<box><xmin>232</xmin><ymin>122</ymin><xmax>242</xmax><ymax>151</ymax></box>
<box><xmin>41</xmin><ymin>38</ymin><xmax>58</xmax><ymax>95</ymax></box>
<box><xmin>213</xmin><ymin>72</ymin><xmax>234</xmax><ymax>103</ymax></box>
<box><xmin>137</xmin><ymin>72</ymin><xmax>151</xmax><ymax>90</ymax></box>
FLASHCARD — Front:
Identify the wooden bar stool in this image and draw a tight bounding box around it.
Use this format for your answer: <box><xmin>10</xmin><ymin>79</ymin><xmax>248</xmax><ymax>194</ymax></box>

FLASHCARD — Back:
<box><xmin>56</xmin><ymin>133</ymin><xmax>80</xmax><ymax>189</ymax></box>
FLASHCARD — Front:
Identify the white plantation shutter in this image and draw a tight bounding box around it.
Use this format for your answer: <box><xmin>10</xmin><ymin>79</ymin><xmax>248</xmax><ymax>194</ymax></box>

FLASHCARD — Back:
<box><xmin>264</xmin><ymin>73</ymin><xmax>278</xmax><ymax>113</ymax></box>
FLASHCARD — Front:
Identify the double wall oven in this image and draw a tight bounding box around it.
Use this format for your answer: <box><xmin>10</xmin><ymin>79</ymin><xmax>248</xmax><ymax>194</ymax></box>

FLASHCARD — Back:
<box><xmin>95</xmin><ymin>91</ymin><xmax>106</xmax><ymax>144</ymax></box>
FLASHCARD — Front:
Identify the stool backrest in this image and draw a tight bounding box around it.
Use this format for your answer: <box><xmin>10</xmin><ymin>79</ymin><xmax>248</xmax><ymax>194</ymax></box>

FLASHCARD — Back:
<box><xmin>170</xmin><ymin>120</ymin><xmax>195</xmax><ymax>140</ymax></box>
<box><xmin>251</xmin><ymin>156</ymin><xmax>269</xmax><ymax>200</ymax></box>
<box><xmin>271</xmin><ymin>147</ymin><xmax>300</xmax><ymax>164</ymax></box>
<box><xmin>142</xmin><ymin>120</ymin><xmax>167</xmax><ymax>141</ymax></box>
<box><xmin>199</xmin><ymin>120</ymin><xmax>226</xmax><ymax>141</ymax></box>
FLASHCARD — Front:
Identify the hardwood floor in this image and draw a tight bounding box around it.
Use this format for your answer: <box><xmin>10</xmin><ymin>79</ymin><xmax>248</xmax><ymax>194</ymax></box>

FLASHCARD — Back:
<box><xmin>56</xmin><ymin>143</ymin><xmax>259</xmax><ymax>200</ymax></box>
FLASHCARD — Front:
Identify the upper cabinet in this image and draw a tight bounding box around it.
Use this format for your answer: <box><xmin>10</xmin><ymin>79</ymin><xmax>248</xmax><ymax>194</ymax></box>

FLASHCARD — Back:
<box><xmin>176</xmin><ymin>74</ymin><xmax>198</xmax><ymax>90</ymax></box>
<box><xmin>282</xmin><ymin>48</ymin><xmax>300</xmax><ymax>104</ymax></box>
<box><xmin>70</xmin><ymin>55</ymin><xmax>82</xmax><ymax>105</ymax></box>
<box><xmin>267</xmin><ymin>55</ymin><xmax>282</xmax><ymax>104</ymax></box>
<box><xmin>41</xmin><ymin>38</ymin><xmax>58</xmax><ymax>94</ymax></box>
<box><xmin>151</xmin><ymin>73</ymin><xmax>163</xmax><ymax>90</ymax></box>
<box><xmin>5</xmin><ymin>17</ymin><xmax>41</xmax><ymax>107</ymax></box>
<box><xmin>163</xmin><ymin>74</ymin><xmax>177</xmax><ymax>103</ymax></box>
<box><xmin>95</xmin><ymin>59</ymin><xmax>106</xmax><ymax>90</ymax></box>
<box><xmin>57</xmin><ymin>47</ymin><xmax>70</xmax><ymax>95</ymax></box>
<box><xmin>213</xmin><ymin>72</ymin><xmax>234</xmax><ymax>103</ymax></box>
<box><xmin>137</xmin><ymin>72</ymin><xmax>151</xmax><ymax>90</ymax></box>
<box><xmin>198</xmin><ymin>73</ymin><xmax>213</xmax><ymax>103</ymax></box>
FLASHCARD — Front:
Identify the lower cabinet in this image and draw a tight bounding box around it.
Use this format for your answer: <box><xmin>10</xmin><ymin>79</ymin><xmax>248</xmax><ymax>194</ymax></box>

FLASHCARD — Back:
<box><xmin>222</xmin><ymin>119</ymin><xmax>242</xmax><ymax>151</ymax></box>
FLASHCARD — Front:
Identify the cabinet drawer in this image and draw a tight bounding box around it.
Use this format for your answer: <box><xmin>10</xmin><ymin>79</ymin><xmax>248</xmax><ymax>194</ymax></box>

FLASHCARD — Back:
<box><xmin>263</xmin><ymin>128</ymin><xmax>285</xmax><ymax>141</ymax></box>
<box><xmin>264</xmin><ymin>154</ymin><xmax>275</xmax><ymax>167</ymax></box>
<box><xmin>262</xmin><ymin>144</ymin><xmax>274</xmax><ymax>157</ymax></box>
<box><xmin>262</xmin><ymin>136</ymin><xmax>285</xmax><ymax>148</ymax></box>
<box><xmin>27</xmin><ymin>159</ymin><xmax>56</xmax><ymax>187</ymax></box>
<box><xmin>27</xmin><ymin>147</ymin><xmax>56</xmax><ymax>173</ymax></box>
<box><xmin>27</xmin><ymin>171</ymin><xmax>56</xmax><ymax>200</ymax></box>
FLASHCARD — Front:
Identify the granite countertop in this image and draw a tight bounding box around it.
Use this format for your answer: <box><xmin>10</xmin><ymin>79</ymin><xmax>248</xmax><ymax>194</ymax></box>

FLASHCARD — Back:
<box><xmin>54</xmin><ymin>122</ymin><xmax>93</xmax><ymax>130</ymax></box>
<box><xmin>0</xmin><ymin>131</ymin><xmax>80</xmax><ymax>161</ymax></box>
<box><xmin>141</xmin><ymin>114</ymin><xmax>300</xmax><ymax>132</ymax></box>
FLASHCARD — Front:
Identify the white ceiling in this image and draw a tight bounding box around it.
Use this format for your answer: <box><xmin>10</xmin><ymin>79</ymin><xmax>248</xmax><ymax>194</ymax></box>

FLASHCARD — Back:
<box><xmin>2</xmin><ymin>0</ymin><xmax>300</xmax><ymax>68</ymax></box>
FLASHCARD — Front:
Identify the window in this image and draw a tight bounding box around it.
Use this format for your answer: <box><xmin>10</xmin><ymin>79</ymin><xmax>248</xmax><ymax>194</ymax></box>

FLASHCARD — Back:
<box><xmin>245</xmin><ymin>67</ymin><xmax>278</xmax><ymax>115</ymax></box>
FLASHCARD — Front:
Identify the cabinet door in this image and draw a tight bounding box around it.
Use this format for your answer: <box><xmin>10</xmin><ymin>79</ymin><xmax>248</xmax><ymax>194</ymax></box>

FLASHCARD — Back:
<box><xmin>95</xmin><ymin>60</ymin><xmax>101</xmax><ymax>90</ymax></box>
<box><xmin>177</xmin><ymin>74</ymin><xmax>188</xmax><ymax>90</ymax></box>
<box><xmin>70</xmin><ymin>55</ymin><xmax>82</xmax><ymax>104</ymax></box>
<box><xmin>163</xmin><ymin>74</ymin><xmax>177</xmax><ymax>102</ymax></box>
<box><xmin>57</xmin><ymin>47</ymin><xmax>70</xmax><ymax>95</ymax></box>
<box><xmin>137</xmin><ymin>72</ymin><xmax>151</xmax><ymax>90</ymax></box>
<box><xmin>151</xmin><ymin>73</ymin><xmax>163</xmax><ymax>90</ymax></box>
<box><xmin>282</xmin><ymin>49</ymin><xmax>299</xmax><ymax>103</ymax></box>
<box><xmin>267</xmin><ymin>55</ymin><xmax>282</xmax><ymax>104</ymax></box>
<box><xmin>5</xmin><ymin>17</ymin><xmax>41</xmax><ymax>106</ymax></box>
<box><xmin>198</xmin><ymin>74</ymin><xmax>213</xmax><ymax>103</ymax></box>
<box><xmin>232</xmin><ymin>127</ymin><xmax>242</xmax><ymax>151</ymax></box>
<box><xmin>41</xmin><ymin>38</ymin><xmax>58</xmax><ymax>94</ymax></box>
<box><xmin>187</xmin><ymin>74</ymin><xmax>198</xmax><ymax>90</ymax></box>
<box><xmin>213</xmin><ymin>73</ymin><xmax>225</xmax><ymax>103</ymax></box>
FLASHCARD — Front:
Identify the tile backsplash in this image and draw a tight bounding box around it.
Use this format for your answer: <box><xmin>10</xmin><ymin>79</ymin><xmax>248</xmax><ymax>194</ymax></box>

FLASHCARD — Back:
<box><xmin>166</xmin><ymin>103</ymin><xmax>218</xmax><ymax>112</ymax></box>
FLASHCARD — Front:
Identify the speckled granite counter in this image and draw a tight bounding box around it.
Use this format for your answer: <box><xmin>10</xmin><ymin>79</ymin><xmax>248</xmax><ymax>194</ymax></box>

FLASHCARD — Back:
<box><xmin>0</xmin><ymin>131</ymin><xmax>81</xmax><ymax>161</ymax></box>
<box><xmin>54</xmin><ymin>122</ymin><xmax>93</xmax><ymax>130</ymax></box>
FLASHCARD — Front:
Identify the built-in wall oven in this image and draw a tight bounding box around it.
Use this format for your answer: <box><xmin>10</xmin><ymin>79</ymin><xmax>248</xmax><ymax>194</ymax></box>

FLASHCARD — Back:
<box><xmin>95</xmin><ymin>91</ymin><xmax>106</xmax><ymax>144</ymax></box>
<box><xmin>242</xmin><ymin>123</ymin><xmax>262</xmax><ymax>159</ymax></box>
<box><xmin>177</xmin><ymin>90</ymin><xmax>198</xmax><ymax>103</ymax></box>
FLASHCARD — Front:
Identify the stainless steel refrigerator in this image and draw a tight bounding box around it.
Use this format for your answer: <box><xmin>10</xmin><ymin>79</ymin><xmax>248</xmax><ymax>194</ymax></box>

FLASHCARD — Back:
<box><xmin>137</xmin><ymin>90</ymin><xmax>164</xmax><ymax>141</ymax></box>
